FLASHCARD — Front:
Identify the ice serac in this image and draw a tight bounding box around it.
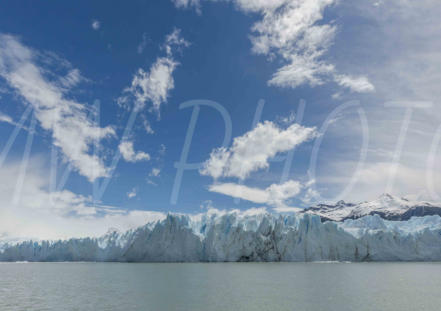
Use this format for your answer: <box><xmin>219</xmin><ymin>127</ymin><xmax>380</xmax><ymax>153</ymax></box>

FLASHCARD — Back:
<box><xmin>1</xmin><ymin>210</ymin><xmax>441</xmax><ymax>262</ymax></box>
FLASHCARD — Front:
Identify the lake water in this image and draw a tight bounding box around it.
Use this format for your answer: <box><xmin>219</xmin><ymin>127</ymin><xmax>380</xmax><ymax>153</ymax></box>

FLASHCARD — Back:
<box><xmin>1</xmin><ymin>262</ymin><xmax>440</xmax><ymax>311</ymax></box>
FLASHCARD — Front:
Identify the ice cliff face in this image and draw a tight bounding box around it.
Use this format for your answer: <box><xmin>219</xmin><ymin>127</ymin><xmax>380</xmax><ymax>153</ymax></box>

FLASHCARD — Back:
<box><xmin>1</xmin><ymin>209</ymin><xmax>441</xmax><ymax>262</ymax></box>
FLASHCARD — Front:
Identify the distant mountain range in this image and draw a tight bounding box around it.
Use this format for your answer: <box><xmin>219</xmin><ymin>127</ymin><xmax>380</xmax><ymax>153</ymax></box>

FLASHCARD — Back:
<box><xmin>299</xmin><ymin>194</ymin><xmax>441</xmax><ymax>222</ymax></box>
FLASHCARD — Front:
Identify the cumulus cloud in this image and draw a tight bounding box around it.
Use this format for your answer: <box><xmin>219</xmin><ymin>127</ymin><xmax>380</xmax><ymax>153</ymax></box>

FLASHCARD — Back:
<box><xmin>249</xmin><ymin>0</ymin><xmax>337</xmax><ymax>85</ymax></box>
<box><xmin>209</xmin><ymin>180</ymin><xmax>303</xmax><ymax>208</ymax></box>
<box><xmin>0</xmin><ymin>34</ymin><xmax>115</xmax><ymax>182</ymax></box>
<box><xmin>124</xmin><ymin>29</ymin><xmax>189</xmax><ymax>113</ymax></box>
<box><xmin>248</xmin><ymin>0</ymin><xmax>375</xmax><ymax>91</ymax></box>
<box><xmin>129</xmin><ymin>59</ymin><xmax>176</xmax><ymax>111</ymax></box>
<box><xmin>172</xmin><ymin>0</ymin><xmax>374</xmax><ymax>92</ymax></box>
<box><xmin>201</xmin><ymin>117</ymin><xmax>316</xmax><ymax>206</ymax></box>
<box><xmin>201</xmin><ymin>121</ymin><xmax>316</xmax><ymax>180</ymax></box>
<box><xmin>119</xmin><ymin>140</ymin><xmax>150</xmax><ymax>162</ymax></box>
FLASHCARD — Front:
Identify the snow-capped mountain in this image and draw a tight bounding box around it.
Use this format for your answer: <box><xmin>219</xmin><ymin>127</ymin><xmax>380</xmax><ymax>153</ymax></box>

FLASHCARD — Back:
<box><xmin>300</xmin><ymin>194</ymin><xmax>441</xmax><ymax>222</ymax></box>
<box><xmin>2</xmin><ymin>209</ymin><xmax>441</xmax><ymax>262</ymax></box>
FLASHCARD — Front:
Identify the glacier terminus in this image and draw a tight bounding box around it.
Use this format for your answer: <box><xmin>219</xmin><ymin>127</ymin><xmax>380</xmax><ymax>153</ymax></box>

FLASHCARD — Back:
<box><xmin>1</xmin><ymin>194</ymin><xmax>441</xmax><ymax>262</ymax></box>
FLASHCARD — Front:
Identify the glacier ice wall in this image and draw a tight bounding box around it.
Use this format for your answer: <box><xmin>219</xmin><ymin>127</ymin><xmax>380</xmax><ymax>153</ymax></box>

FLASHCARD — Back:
<box><xmin>1</xmin><ymin>211</ymin><xmax>441</xmax><ymax>262</ymax></box>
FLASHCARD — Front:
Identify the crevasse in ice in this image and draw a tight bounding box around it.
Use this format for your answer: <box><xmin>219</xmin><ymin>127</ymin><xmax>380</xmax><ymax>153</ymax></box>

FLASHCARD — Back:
<box><xmin>1</xmin><ymin>210</ymin><xmax>441</xmax><ymax>262</ymax></box>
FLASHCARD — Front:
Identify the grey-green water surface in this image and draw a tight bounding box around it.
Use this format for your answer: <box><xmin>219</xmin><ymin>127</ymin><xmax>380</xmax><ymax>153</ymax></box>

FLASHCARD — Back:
<box><xmin>1</xmin><ymin>262</ymin><xmax>440</xmax><ymax>311</ymax></box>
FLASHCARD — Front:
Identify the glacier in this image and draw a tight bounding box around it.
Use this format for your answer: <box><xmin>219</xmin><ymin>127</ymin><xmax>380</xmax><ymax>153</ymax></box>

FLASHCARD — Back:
<box><xmin>1</xmin><ymin>209</ymin><xmax>441</xmax><ymax>262</ymax></box>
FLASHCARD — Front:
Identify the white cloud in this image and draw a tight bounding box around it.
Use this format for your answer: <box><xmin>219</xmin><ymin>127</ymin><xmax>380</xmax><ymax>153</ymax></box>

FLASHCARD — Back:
<box><xmin>0</xmin><ymin>111</ymin><xmax>14</xmax><ymax>125</ymax></box>
<box><xmin>277</xmin><ymin>110</ymin><xmax>296</xmax><ymax>125</ymax></box>
<box><xmin>268</xmin><ymin>55</ymin><xmax>335</xmax><ymax>88</ymax></box>
<box><xmin>146</xmin><ymin>179</ymin><xmax>157</xmax><ymax>186</ymax></box>
<box><xmin>159</xmin><ymin>143</ymin><xmax>166</xmax><ymax>156</ymax></box>
<box><xmin>341</xmin><ymin>0</ymin><xmax>441</xmax><ymax>101</ymax></box>
<box><xmin>209</xmin><ymin>180</ymin><xmax>303</xmax><ymax>207</ymax></box>
<box><xmin>172</xmin><ymin>0</ymin><xmax>201</xmax><ymax>12</ymax></box>
<box><xmin>249</xmin><ymin>0</ymin><xmax>337</xmax><ymax>87</ymax></box>
<box><xmin>127</xmin><ymin>188</ymin><xmax>137</xmax><ymax>198</ymax></box>
<box><xmin>209</xmin><ymin>183</ymin><xmax>269</xmax><ymax>203</ymax></box>
<box><xmin>143</xmin><ymin>119</ymin><xmax>154</xmax><ymax>134</ymax></box>
<box><xmin>191</xmin><ymin>205</ymin><xmax>269</xmax><ymax>222</ymax></box>
<box><xmin>321</xmin><ymin>0</ymin><xmax>441</xmax><ymax>202</ymax></box>
<box><xmin>334</xmin><ymin>74</ymin><xmax>375</xmax><ymax>93</ymax></box>
<box><xmin>304</xmin><ymin>101</ymin><xmax>441</xmax><ymax>203</ymax></box>
<box><xmin>130</xmin><ymin>60</ymin><xmax>176</xmax><ymax>111</ymax></box>
<box><xmin>150</xmin><ymin>167</ymin><xmax>161</xmax><ymax>177</ymax></box>
<box><xmin>333</xmin><ymin>161</ymin><xmax>440</xmax><ymax>203</ymax></box>
<box><xmin>137</xmin><ymin>33</ymin><xmax>148</xmax><ymax>54</ymax></box>
<box><xmin>301</xmin><ymin>186</ymin><xmax>320</xmax><ymax>204</ymax></box>
<box><xmin>202</xmin><ymin>117</ymin><xmax>316</xmax><ymax>208</ymax></box>
<box><xmin>173</xmin><ymin>0</ymin><xmax>374</xmax><ymax>92</ymax></box>
<box><xmin>119</xmin><ymin>140</ymin><xmax>150</xmax><ymax>162</ymax></box>
<box><xmin>0</xmin><ymin>111</ymin><xmax>31</xmax><ymax>132</ymax></box>
<box><xmin>247</xmin><ymin>0</ymin><xmax>375</xmax><ymax>91</ymax></box>
<box><xmin>164</xmin><ymin>28</ymin><xmax>190</xmax><ymax>55</ymax></box>
<box><xmin>174</xmin><ymin>0</ymin><xmax>441</xmax><ymax>204</ymax></box>
<box><xmin>0</xmin><ymin>34</ymin><xmax>115</xmax><ymax>182</ymax></box>
<box><xmin>124</xmin><ymin>29</ymin><xmax>189</xmax><ymax>113</ymax></box>
<box><xmin>201</xmin><ymin>121</ymin><xmax>316</xmax><ymax>180</ymax></box>
<box><xmin>91</xmin><ymin>20</ymin><xmax>100</xmax><ymax>30</ymax></box>
<box><xmin>147</xmin><ymin>167</ymin><xmax>161</xmax><ymax>186</ymax></box>
<box><xmin>279</xmin><ymin>0</ymin><xmax>441</xmax><ymax>203</ymax></box>
<box><xmin>266</xmin><ymin>180</ymin><xmax>303</xmax><ymax>204</ymax></box>
<box><xmin>233</xmin><ymin>0</ymin><xmax>288</xmax><ymax>12</ymax></box>
<box><xmin>58</xmin><ymin>68</ymin><xmax>84</xmax><ymax>89</ymax></box>
<box><xmin>272</xmin><ymin>206</ymin><xmax>303</xmax><ymax>213</ymax></box>
<box><xmin>0</xmin><ymin>159</ymin><xmax>165</xmax><ymax>241</ymax></box>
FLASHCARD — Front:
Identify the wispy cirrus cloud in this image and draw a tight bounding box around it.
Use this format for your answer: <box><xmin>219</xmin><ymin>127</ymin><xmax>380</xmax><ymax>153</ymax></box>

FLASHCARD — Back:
<box><xmin>0</xmin><ymin>159</ymin><xmax>165</xmax><ymax>241</ymax></box>
<box><xmin>137</xmin><ymin>33</ymin><xmax>149</xmax><ymax>54</ymax></box>
<box><xmin>0</xmin><ymin>34</ymin><xmax>115</xmax><ymax>182</ymax></box>
<box><xmin>302</xmin><ymin>0</ymin><xmax>441</xmax><ymax>203</ymax></box>
<box><xmin>0</xmin><ymin>111</ymin><xmax>15</xmax><ymax>126</ymax></box>
<box><xmin>209</xmin><ymin>180</ymin><xmax>303</xmax><ymax>210</ymax></box>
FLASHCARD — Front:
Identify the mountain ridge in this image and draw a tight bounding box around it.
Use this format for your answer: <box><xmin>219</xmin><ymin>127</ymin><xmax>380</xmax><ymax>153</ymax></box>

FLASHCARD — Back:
<box><xmin>300</xmin><ymin>193</ymin><xmax>441</xmax><ymax>222</ymax></box>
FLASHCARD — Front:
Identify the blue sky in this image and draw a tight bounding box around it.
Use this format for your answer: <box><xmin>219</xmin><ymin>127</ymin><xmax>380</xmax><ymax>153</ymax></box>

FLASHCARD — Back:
<box><xmin>1</xmin><ymin>0</ymin><xmax>441</xmax><ymax>239</ymax></box>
